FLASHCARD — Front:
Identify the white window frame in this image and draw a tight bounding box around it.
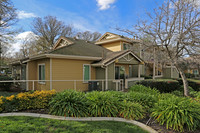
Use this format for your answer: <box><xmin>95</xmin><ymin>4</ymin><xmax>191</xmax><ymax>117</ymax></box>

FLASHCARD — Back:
<box><xmin>83</xmin><ymin>64</ymin><xmax>91</xmax><ymax>83</ymax></box>
<box><xmin>38</xmin><ymin>63</ymin><xmax>45</xmax><ymax>84</ymax></box>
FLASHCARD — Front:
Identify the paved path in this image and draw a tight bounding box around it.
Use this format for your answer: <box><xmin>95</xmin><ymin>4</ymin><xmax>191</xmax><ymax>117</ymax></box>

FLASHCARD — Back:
<box><xmin>0</xmin><ymin>112</ymin><xmax>157</xmax><ymax>133</ymax></box>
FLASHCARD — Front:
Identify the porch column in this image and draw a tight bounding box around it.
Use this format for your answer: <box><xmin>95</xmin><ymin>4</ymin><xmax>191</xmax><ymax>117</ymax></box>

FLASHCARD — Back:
<box><xmin>105</xmin><ymin>66</ymin><xmax>108</xmax><ymax>90</ymax></box>
<box><xmin>138</xmin><ymin>65</ymin><xmax>141</xmax><ymax>78</ymax></box>
<box><xmin>26</xmin><ymin>63</ymin><xmax>29</xmax><ymax>91</ymax></box>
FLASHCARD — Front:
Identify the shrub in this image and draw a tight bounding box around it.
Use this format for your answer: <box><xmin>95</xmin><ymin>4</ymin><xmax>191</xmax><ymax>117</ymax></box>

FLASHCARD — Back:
<box><xmin>129</xmin><ymin>85</ymin><xmax>160</xmax><ymax>96</ymax></box>
<box><xmin>105</xmin><ymin>91</ymin><xmax>127</xmax><ymax>101</ymax></box>
<box><xmin>171</xmin><ymin>86</ymin><xmax>194</xmax><ymax>97</ymax></box>
<box><xmin>119</xmin><ymin>100</ymin><xmax>145</xmax><ymax>120</ymax></box>
<box><xmin>17</xmin><ymin>90</ymin><xmax>56</xmax><ymax>111</ymax></box>
<box><xmin>126</xmin><ymin>91</ymin><xmax>157</xmax><ymax>109</ymax></box>
<box><xmin>0</xmin><ymin>75</ymin><xmax>13</xmax><ymax>91</ymax></box>
<box><xmin>176</xmin><ymin>79</ymin><xmax>200</xmax><ymax>91</ymax></box>
<box><xmin>86</xmin><ymin>91</ymin><xmax>119</xmax><ymax>117</ymax></box>
<box><xmin>0</xmin><ymin>90</ymin><xmax>56</xmax><ymax>113</ymax></box>
<box><xmin>151</xmin><ymin>96</ymin><xmax>200</xmax><ymax>132</ymax></box>
<box><xmin>49</xmin><ymin>90</ymin><xmax>88</xmax><ymax>117</ymax></box>
<box><xmin>136</xmin><ymin>79</ymin><xmax>180</xmax><ymax>93</ymax></box>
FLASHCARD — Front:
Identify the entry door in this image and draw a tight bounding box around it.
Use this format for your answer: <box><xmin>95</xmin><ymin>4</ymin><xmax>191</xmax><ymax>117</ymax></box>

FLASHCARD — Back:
<box><xmin>115</xmin><ymin>66</ymin><xmax>125</xmax><ymax>79</ymax></box>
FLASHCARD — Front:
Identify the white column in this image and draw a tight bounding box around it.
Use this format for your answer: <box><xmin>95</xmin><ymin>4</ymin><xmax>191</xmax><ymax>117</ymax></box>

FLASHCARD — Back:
<box><xmin>105</xmin><ymin>66</ymin><xmax>108</xmax><ymax>90</ymax></box>
<box><xmin>138</xmin><ymin>65</ymin><xmax>141</xmax><ymax>78</ymax></box>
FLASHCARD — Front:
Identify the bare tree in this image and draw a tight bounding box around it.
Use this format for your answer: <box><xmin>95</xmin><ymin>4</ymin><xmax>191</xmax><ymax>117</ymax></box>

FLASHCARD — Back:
<box><xmin>76</xmin><ymin>31</ymin><xmax>101</xmax><ymax>41</ymax></box>
<box><xmin>135</xmin><ymin>0</ymin><xmax>200</xmax><ymax>96</ymax></box>
<box><xmin>32</xmin><ymin>16</ymin><xmax>75</xmax><ymax>51</ymax></box>
<box><xmin>0</xmin><ymin>0</ymin><xmax>18</xmax><ymax>67</ymax></box>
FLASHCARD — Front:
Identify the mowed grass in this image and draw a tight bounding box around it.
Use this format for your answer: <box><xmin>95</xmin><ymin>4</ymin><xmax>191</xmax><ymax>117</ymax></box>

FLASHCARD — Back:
<box><xmin>0</xmin><ymin>116</ymin><xmax>148</xmax><ymax>133</ymax></box>
<box><xmin>0</xmin><ymin>91</ymin><xmax>18</xmax><ymax>97</ymax></box>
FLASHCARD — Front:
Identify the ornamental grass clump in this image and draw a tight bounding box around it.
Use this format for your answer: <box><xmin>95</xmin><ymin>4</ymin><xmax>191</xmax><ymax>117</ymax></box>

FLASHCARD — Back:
<box><xmin>126</xmin><ymin>91</ymin><xmax>157</xmax><ymax>109</ymax></box>
<box><xmin>49</xmin><ymin>90</ymin><xmax>88</xmax><ymax>117</ymax></box>
<box><xmin>129</xmin><ymin>85</ymin><xmax>160</xmax><ymax>96</ymax></box>
<box><xmin>119</xmin><ymin>100</ymin><xmax>145</xmax><ymax>120</ymax></box>
<box><xmin>86</xmin><ymin>91</ymin><xmax>119</xmax><ymax>117</ymax></box>
<box><xmin>151</xmin><ymin>96</ymin><xmax>200</xmax><ymax>132</ymax></box>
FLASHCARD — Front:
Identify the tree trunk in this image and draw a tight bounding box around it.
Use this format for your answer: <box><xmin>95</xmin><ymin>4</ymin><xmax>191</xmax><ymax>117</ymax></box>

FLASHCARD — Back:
<box><xmin>176</xmin><ymin>66</ymin><xmax>189</xmax><ymax>97</ymax></box>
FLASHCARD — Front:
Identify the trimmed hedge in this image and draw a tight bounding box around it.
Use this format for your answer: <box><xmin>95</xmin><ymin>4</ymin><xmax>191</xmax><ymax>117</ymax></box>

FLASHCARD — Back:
<box><xmin>176</xmin><ymin>79</ymin><xmax>200</xmax><ymax>91</ymax></box>
<box><xmin>136</xmin><ymin>79</ymin><xmax>180</xmax><ymax>93</ymax></box>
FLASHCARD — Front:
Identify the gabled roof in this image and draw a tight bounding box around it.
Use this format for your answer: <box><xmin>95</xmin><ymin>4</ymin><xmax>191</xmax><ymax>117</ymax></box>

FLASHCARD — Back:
<box><xmin>50</xmin><ymin>37</ymin><xmax>111</xmax><ymax>57</ymax></box>
<box><xmin>95</xmin><ymin>32</ymin><xmax>141</xmax><ymax>45</ymax></box>
<box><xmin>92</xmin><ymin>50</ymin><xmax>144</xmax><ymax>66</ymax></box>
<box><xmin>11</xmin><ymin>36</ymin><xmax>144</xmax><ymax>67</ymax></box>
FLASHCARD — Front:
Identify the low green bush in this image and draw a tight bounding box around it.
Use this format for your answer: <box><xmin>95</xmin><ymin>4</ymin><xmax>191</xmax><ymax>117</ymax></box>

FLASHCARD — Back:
<box><xmin>86</xmin><ymin>91</ymin><xmax>119</xmax><ymax>117</ymax></box>
<box><xmin>49</xmin><ymin>90</ymin><xmax>88</xmax><ymax>117</ymax></box>
<box><xmin>0</xmin><ymin>90</ymin><xmax>56</xmax><ymax>113</ymax></box>
<box><xmin>126</xmin><ymin>92</ymin><xmax>157</xmax><ymax>109</ymax></box>
<box><xmin>0</xmin><ymin>76</ymin><xmax>13</xmax><ymax>91</ymax></box>
<box><xmin>105</xmin><ymin>91</ymin><xmax>127</xmax><ymax>101</ymax></box>
<box><xmin>171</xmin><ymin>86</ymin><xmax>194</xmax><ymax>97</ymax></box>
<box><xmin>151</xmin><ymin>96</ymin><xmax>200</xmax><ymax>132</ymax></box>
<box><xmin>136</xmin><ymin>79</ymin><xmax>181</xmax><ymax>93</ymax></box>
<box><xmin>176</xmin><ymin>79</ymin><xmax>200</xmax><ymax>91</ymax></box>
<box><xmin>119</xmin><ymin>100</ymin><xmax>145</xmax><ymax>120</ymax></box>
<box><xmin>129</xmin><ymin>85</ymin><xmax>160</xmax><ymax>95</ymax></box>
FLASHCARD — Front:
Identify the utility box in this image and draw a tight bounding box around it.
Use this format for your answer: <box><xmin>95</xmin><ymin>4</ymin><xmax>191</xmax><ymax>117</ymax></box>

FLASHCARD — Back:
<box><xmin>88</xmin><ymin>81</ymin><xmax>100</xmax><ymax>91</ymax></box>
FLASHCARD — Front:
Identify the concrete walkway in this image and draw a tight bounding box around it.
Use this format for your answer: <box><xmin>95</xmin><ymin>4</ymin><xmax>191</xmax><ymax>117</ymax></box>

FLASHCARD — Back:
<box><xmin>0</xmin><ymin>112</ymin><xmax>158</xmax><ymax>133</ymax></box>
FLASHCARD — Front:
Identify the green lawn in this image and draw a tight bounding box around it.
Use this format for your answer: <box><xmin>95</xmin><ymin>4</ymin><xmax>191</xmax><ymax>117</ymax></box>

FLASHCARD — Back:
<box><xmin>0</xmin><ymin>91</ymin><xmax>18</xmax><ymax>97</ymax></box>
<box><xmin>0</xmin><ymin>116</ymin><xmax>148</xmax><ymax>133</ymax></box>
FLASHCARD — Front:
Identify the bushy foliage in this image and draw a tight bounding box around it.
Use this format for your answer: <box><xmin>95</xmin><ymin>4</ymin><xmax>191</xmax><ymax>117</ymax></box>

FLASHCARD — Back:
<box><xmin>0</xmin><ymin>76</ymin><xmax>13</xmax><ymax>91</ymax></box>
<box><xmin>136</xmin><ymin>79</ymin><xmax>180</xmax><ymax>93</ymax></box>
<box><xmin>126</xmin><ymin>91</ymin><xmax>157</xmax><ymax>109</ymax></box>
<box><xmin>0</xmin><ymin>90</ymin><xmax>56</xmax><ymax>113</ymax></box>
<box><xmin>151</xmin><ymin>96</ymin><xmax>200</xmax><ymax>132</ymax></box>
<box><xmin>171</xmin><ymin>86</ymin><xmax>194</xmax><ymax>97</ymax></box>
<box><xmin>129</xmin><ymin>85</ymin><xmax>160</xmax><ymax>95</ymax></box>
<box><xmin>176</xmin><ymin>79</ymin><xmax>200</xmax><ymax>91</ymax></box>
<box><xmin>119</xmin><ymin>100</ymin><xmax>145</xmax><ymax>120</ymax></box>
<box><xmin>49</xmin><ymin>90</ymin><xmax>88</xmax><ymax>117</ymax></box>
<box><xmin>86</xmin><ymin>91</ymin><xmax>119</xmax><ymax>117</ymax></box>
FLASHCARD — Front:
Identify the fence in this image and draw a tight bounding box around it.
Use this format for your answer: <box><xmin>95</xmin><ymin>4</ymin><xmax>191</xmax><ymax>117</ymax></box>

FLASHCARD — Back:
<box><xmin>0</xmin><ymin>79</ymin><xmax>124</xmax><ymax>92</ymax></box>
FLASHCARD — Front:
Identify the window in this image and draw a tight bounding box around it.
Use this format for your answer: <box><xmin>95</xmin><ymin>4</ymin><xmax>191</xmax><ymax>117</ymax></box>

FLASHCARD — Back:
<box><xmin>38</xmin><ymin>64</ymin><xmax>45</xmax><ymax>82</ymax></box>
<box><xmin>193</xmin><ymin>69</ymin><xmax>199</xmax><ymax>75</ymax></box>
<box><xmin>123</xmin><ymin>43</ymin><xmax>131</xmax><ymax>50</ymax></box>
<box><xmin>129</xmin><ymin>65</ymin><xmax>133</xmax><ymax>78</ymax></box>
<box><xmin>83</xmin><ymin>64</ymin><xmax>90</xmax><ymax>82</ymax></box>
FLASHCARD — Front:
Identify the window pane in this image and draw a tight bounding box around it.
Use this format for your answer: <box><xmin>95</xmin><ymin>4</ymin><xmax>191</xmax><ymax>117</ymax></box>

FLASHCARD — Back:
<box><xmin>42</xmin><ymin>65</ymin><xmax>45</xmax><ymax>80</ymax></box>
<box><xmin>39</xmin><ymin>65</ymin><xmax>45</xmax><ymax>81</ymax></box>
<box><xmin>39</xmin><ymin>66</ymin><xmax>41</xmax><ymax>80</ymax></box>
<box><xmin>84</xmin><ymin>65</ymin><xmax>90</xmax><ymax>81</ymax></box>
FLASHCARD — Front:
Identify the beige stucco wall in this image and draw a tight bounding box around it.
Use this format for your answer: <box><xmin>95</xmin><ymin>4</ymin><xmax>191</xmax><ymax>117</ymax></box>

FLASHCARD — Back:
<box><xmin>27</xmin><ymin>58</ymin><xmax>50</xmax><ymax>91</ymax></box>
<box><xmin>101</xmin><ymin>41</ymin><xmax>121</xmax><ymax>51</ymax></box>
<box><xmin>51</xmin><ymin>58</ymin><xmax>96</xmax><ymax>92</ymax></box>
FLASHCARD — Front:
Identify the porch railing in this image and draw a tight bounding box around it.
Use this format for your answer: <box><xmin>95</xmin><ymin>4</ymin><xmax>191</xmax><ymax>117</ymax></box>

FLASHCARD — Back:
<box><xmin>0</xmin><ymin>79</ymin><xmax>124</xmax><ymax>92</ymax></box>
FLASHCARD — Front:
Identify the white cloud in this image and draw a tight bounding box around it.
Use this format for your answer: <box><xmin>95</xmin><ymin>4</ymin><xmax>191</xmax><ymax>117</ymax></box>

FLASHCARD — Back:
<box><xmin>12</xmin><ymin>31</ymin><xmax>38</xmax><ymax>52</ymax></box>
<box><xmin>96</xmin><ymin>0</ymin><xmax>116</xmax><ymax>10</ymax></box>
<box><xmin>17</xmin><ymin>10</ymin><xmax>37</xmax><ymax>19</ymax></box>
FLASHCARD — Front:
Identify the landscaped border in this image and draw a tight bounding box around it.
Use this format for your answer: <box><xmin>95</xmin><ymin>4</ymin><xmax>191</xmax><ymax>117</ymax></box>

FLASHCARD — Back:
<box><xmin>0</xmin><ymin>112</ymin><xmax>157</xmax><ymax>133</ymax></box>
